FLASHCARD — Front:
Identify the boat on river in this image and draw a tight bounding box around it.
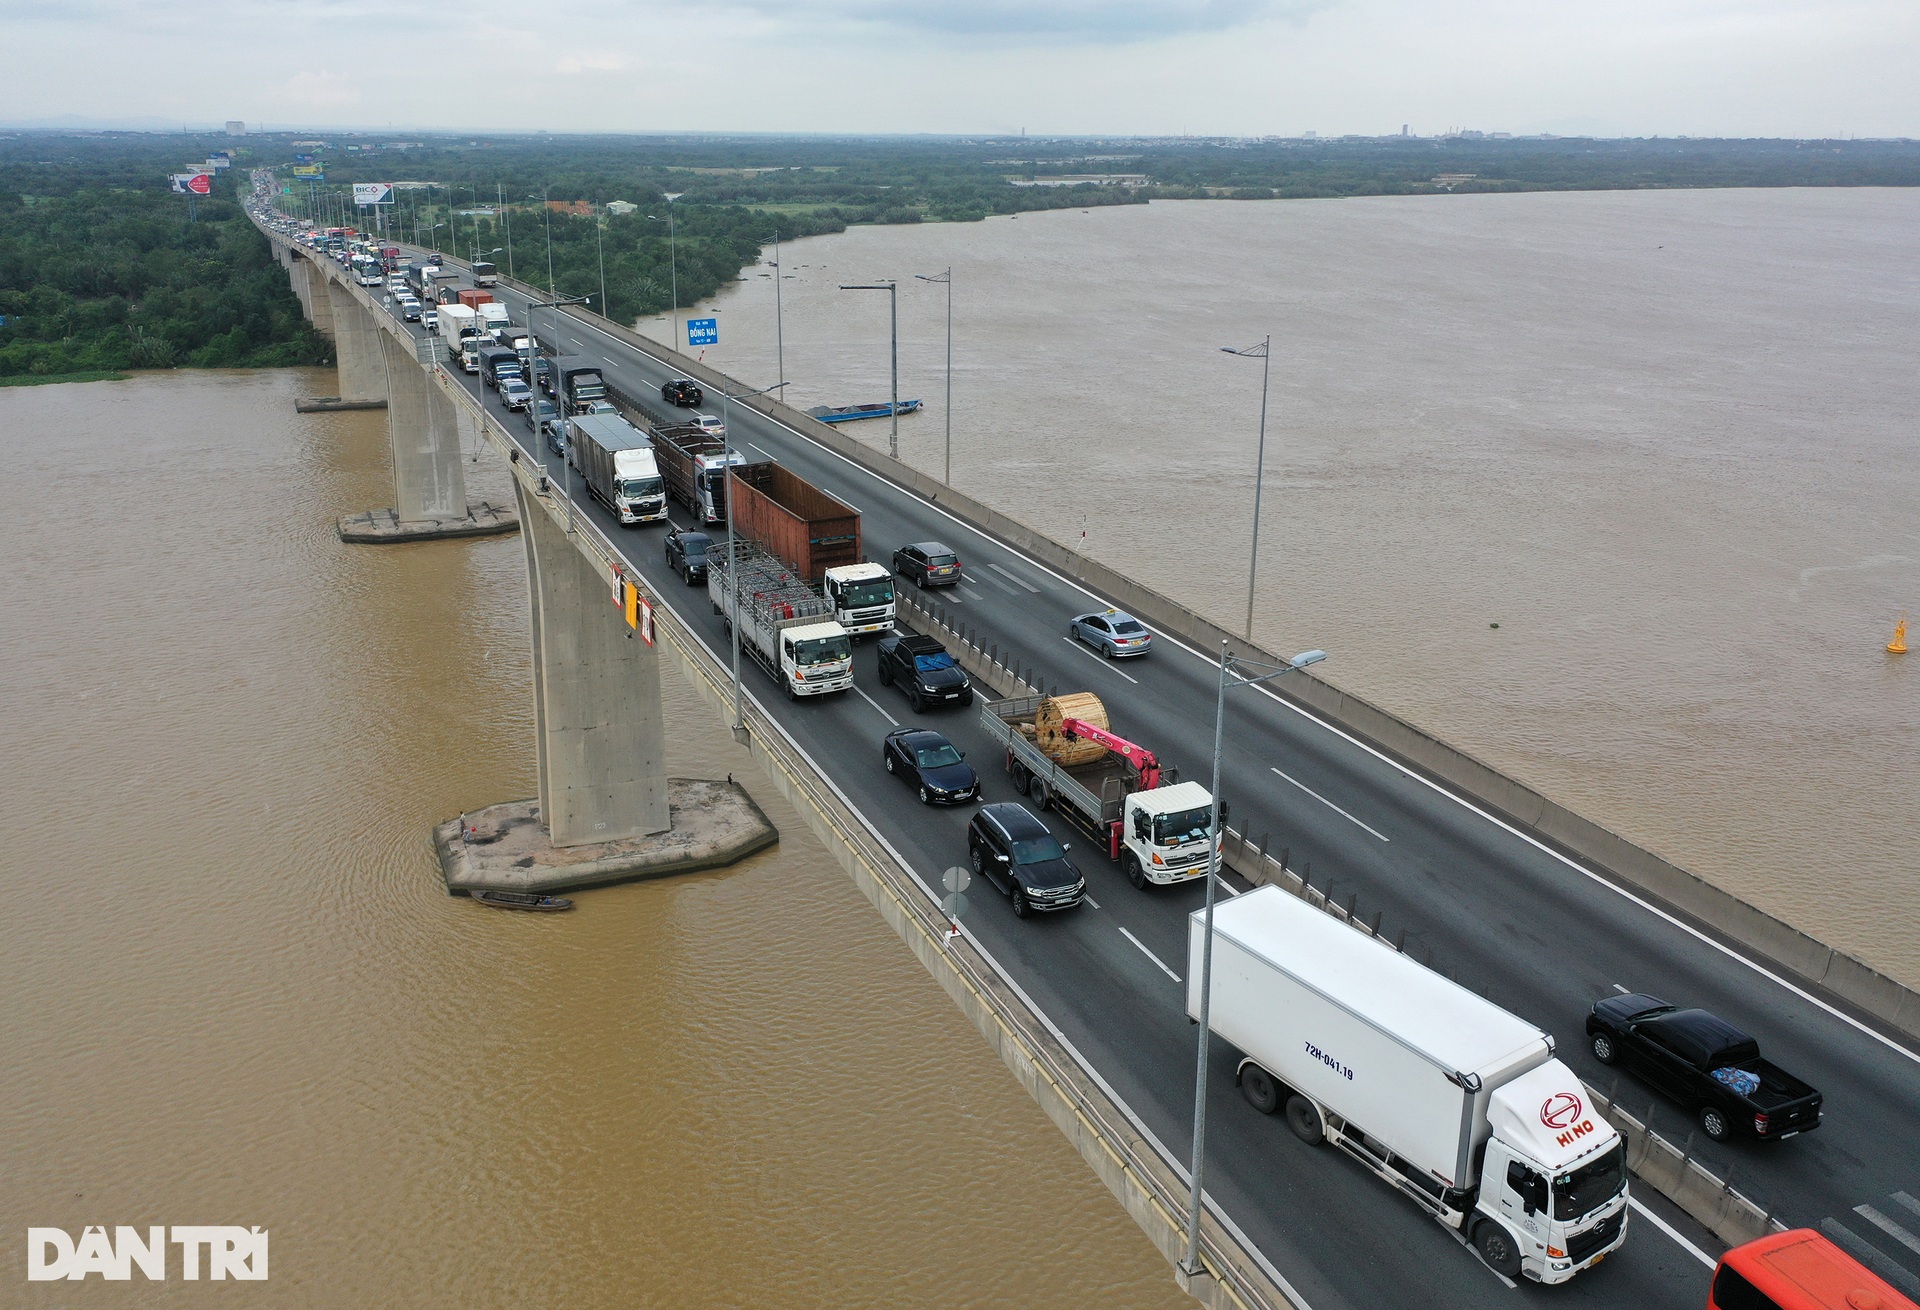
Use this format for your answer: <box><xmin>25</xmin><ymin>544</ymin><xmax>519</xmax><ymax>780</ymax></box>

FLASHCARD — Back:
<box><xmin>470</xmin><ymin>888</ymin><xmax>575</xmax><ymax>912</ymax></box>
<box><xmin>805</xmin><ymin>400</ymin><xmax>923</xmax><ymax>424</ymax></box>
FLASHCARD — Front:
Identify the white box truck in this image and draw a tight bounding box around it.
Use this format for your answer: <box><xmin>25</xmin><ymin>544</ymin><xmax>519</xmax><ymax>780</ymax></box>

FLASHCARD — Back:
<box><xmin>437</xmin><ymin>304</ymin><xmax>479</xmax><ymax>370</ymax></box>
<box><xmin>566</xmin><ymin>414</ymin><xmax>666</xmax><ymax>526</ymax></box>
<box><xmin>1189</xmin><ymin>886</ymin><xmax>1628</xmax><ymax>1284</ymax></box>
<box><xmin>707</xmin><ymin>541</ymin><xmax>852</xmax><ymax>699</ymax></box>
<box><xmin>478</xmin><ymin>301</ymin><xmax>512</xmax><ymax>342</ymax></box>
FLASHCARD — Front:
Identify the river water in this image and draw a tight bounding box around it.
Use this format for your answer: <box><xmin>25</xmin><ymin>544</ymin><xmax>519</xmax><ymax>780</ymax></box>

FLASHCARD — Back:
<box><xmin>666</xmin><ymin>188</ymin><xmax>1920</xmax><ymax>988</ymax></box>
<box><xmin>0</xmin><ymin>370</ymin><xmax>1189</xmax><ymax>1306</ymax></box>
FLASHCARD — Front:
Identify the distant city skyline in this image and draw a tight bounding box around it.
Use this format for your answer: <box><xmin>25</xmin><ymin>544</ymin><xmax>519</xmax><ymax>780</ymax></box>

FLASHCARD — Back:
<box><xmin>5</xmin><ymin>0</ymin><xmax>1916</xmax><ymax>140</ymax></box>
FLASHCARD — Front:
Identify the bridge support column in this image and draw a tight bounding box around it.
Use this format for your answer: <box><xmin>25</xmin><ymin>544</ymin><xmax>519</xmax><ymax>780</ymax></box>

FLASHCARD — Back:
<box><xmin>291</xmin><ymin>258</ymin><xmax>329</xmax><ymax>336</ymax></box>
<box><xmin>519</xmin><ymin>477</ymin><xmax>671</xmax><ymax>845</ymax></box>
<box><xmin>335</xmin><ymin>336</ymin><xmax>518</xmax><ymax>543</ymax></box>
<box><xmin>324</xmin><ymin>280</ymin><xmax>385</xmax><ymax>404</ymax></box>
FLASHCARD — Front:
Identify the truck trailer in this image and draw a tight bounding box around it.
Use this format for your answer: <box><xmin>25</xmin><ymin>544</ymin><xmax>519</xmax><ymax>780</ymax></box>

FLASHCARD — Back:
<box><xmin>727</xmin><ymin>461</ymin><xmax>860</xmax><ymax>580</ymax></box>
<box><xmin>650</xmin><ymin>425</ymin><xmax>740</xmax><ymax>525</ymax></box>
<box><xmin>436</xmin><ymin>304</ymin><xmax>479</xmax><ymax>370</ymax></box>
<box><xmin>706</xmin><ymin>541</ymin><xmax>853</xmax><ymax>700</ymax></box>
<box><xmin>567</xmin><ymin>414</ymin><xmax>666</xmax><ymax>526</ymax></box>
<box><xmin>1190</xmin><ymin>887</ymin><xmax>1629</xmax><ymax>1284</ymax></box>
<box><xmin>981</xmin><ymin>693</ymin><xmax>1215</xmax><ymax>886</ymax></box>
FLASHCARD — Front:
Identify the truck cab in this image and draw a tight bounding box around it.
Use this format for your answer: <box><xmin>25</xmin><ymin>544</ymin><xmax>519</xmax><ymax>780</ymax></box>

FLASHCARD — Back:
<box><xmin>779</xmin><ymin>621</ymin><xmax>853</xmax><ymax>697</ymax></box>
<box><xmin>1120</xmin><ymin>781</ymin><xmax>1219</xmax><ymax>887</ymax></box>
<box><xmin>823</xmin><ymin>562</ymin><xmax>896</xmax><ymax>637</ymax></box>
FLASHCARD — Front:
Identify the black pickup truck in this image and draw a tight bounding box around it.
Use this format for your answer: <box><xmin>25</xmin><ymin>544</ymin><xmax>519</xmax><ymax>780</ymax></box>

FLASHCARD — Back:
<box><xmin>1586</xmin><ymin>994</ymin><xmax>1822</xmax><ymax>1142</ymax></box>
<box><xmin>875</xmin><ymin>633</ymin><xmax>972</xmax><ymax>712</ymax></box>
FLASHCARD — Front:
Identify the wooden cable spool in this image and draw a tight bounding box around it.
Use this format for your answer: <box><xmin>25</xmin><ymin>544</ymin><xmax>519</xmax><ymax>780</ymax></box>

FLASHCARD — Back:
<box><xmin>1034</xmin><ymin>692</ymin><xmax>1110</xmax><ymax>766</ymax></box>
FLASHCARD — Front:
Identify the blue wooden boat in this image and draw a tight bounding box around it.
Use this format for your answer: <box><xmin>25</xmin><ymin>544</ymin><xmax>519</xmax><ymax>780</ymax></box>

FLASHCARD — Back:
<box><xmin>806</xmin><ymin>400</ymin><xmax>923</xmax><ymax>424</ymax></box>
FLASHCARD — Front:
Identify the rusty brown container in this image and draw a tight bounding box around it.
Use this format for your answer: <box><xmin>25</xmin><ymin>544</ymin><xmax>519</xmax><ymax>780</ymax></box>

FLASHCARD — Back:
<box><xmin>728</xmin><ymin>462</ymin><xmax>861</xmax><ymax>580</ymax></box>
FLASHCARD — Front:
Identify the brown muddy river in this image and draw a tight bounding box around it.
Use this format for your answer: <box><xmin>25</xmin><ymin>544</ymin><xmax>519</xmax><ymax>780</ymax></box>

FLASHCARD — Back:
<box><xmin>677</xmin><ymin>188</ymin><xmax>1920</xmax><ymax>987</ymax></box>
<box><xmin>0</xmin><ymin>370</ymin><xmax>1189</xmax><ymax>1306</ymax></box>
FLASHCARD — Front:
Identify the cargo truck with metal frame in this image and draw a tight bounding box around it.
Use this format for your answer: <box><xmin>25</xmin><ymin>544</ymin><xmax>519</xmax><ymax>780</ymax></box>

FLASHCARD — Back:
<box><xmin>567</xmin><ymin>414</ymin><xmax>666</xmax><ymax>526</ymax></box>
<box><xmin>1190</xmin><ymin>886</ymin><xmax>1629</xmax><ymax>1284</ymax></box>
<box><xmin>650</xmin><ymin>425</ymin><xmax>741</xmax><ymax>525</ymax></box>
<box><xmin>981</xmin><ymin>693</ymin><xmax>1216</xmax><ymax>886</ymax></box>
<box><xmin>821</xmin><ymin>561</ymin><xmax>895</xmax><ymax>636</ymax></box>
<box><xmin>547</xmin><ymin>355</ymin><xmax>608</xmax><ymax>414</ymax></box>
<box><xmin>706</xmin><ymin>541</ymin><xmax>853</xmax><ymax>700</ymax></box>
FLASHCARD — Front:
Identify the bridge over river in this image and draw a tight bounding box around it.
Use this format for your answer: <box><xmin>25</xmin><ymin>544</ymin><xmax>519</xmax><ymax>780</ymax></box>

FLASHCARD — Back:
<box><xmin>255</xmin><ymin>182</ymin><xmax>1920</xmax><ymax>1310</ymax></box>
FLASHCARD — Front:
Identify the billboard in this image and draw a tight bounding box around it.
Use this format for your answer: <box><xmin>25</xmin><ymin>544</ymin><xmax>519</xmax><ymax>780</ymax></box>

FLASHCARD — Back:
<box><xmin>293</xmin><ymin>153</ymin><xmax>315</xmax><ymax>163</ymax></box>
<box><xmin>352</xmin><ymin>182</ymin><xmax>394</xmax><ymax>206</ymax></box>
<box><xmin>291</xmin><ymin>164</ymin><xmax>324</xmax><ymax>180</ymax></box>
<box><xmin>171</xmin><ymin>173</ymin><xmax>212</xmax><ymax>195</ymax></box>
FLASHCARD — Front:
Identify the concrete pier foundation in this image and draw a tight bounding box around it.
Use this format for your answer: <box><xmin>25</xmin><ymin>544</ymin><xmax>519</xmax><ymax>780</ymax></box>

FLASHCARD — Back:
<box><xmin>520</xmin><ymin>476</ymin><xmax>671</xmax><ymax>844</ymax></box>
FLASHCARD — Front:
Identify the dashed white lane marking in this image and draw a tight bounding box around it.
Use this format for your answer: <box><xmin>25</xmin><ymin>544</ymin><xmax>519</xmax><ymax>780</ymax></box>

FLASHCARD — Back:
<box><xmin>988</xmin><ymin>562</ymin><xmax>1041</xmax><ymax>593</ymax></box>
<box><xmin>1630</xmin><ymin>1197</ymin><xmax>1715</xmax><ymax>1269</ymax></box>
<box><xmin>1269</xmin><ymin>766</ymin><xmax>1390</xmax><ymax>843</ymax></box>
<box><xmin>1118</xmin><ymin>926</ymin><xmax>1181</xmax><ymax>982</ymax></box>
<box><xmin>1857</xmin><ymin>1204</ymin><xmax>1920</xmax><ymax>1258</ymax></box>
<box><xmin>852</xmin><ymin>687</ymin><xmax>898</xmax><ymax>727</ymax></box>
<box><xmin>1062</xmin><ymin>637</ymin><xmax>1140</xmax><ymax>683</ymax></box>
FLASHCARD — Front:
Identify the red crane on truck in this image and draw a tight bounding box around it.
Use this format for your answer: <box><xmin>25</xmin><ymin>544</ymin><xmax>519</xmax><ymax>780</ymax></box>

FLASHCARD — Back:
<box><xmin>1060</xmin><ymin>718</ymin><xmax>1166</xmax><ymax>791</ymax></box>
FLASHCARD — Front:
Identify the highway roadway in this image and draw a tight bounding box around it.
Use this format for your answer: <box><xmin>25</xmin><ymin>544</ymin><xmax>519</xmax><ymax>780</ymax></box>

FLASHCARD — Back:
<box><xmin>339</xmin><ymin>235</ymin><xmax>1920</xmax><ymax>1308</ymax></box>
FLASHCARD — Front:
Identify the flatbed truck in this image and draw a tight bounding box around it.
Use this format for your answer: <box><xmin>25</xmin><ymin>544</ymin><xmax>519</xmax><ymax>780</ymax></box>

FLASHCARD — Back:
<box><xmin>707</xmin><ymin>541</ymin><xmax>853</xmax><ymax>700</ymax></box>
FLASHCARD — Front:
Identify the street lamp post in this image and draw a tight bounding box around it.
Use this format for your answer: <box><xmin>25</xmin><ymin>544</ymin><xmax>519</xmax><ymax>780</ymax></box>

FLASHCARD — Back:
<box><xmin>646</xmin><ymin>195</ymin><xmax>683</xmax><ymax>348</ymax></box>
<box><xmin>718</xmin><ymin>380</ymin><xmax>791</xmax><ymax>733</ymax></box>
<box><xmin>594</xmin><ymin>202</ymin><xmax>608</xmax><ymax>326</ymax></box>
<box><xmin>1220</xmin><ymin>337</ymin><xmax>1273</xmax><ymax>639</ymax></box>
<box><xmin>527</xmin><ymin>292</ymin><xmax>593</xmax><ymax>531</ymax></box>
<box><xmin>839</xmin><ymin>281</ymin><xmax>899</xmax><ymax>460</ymax></box>
<box><xmin>770</xmin><ymin>228</ymin><xmax>785</xmax><ymax>393</ymax></box>
<box><xmin>1182</xmin><ymin>643</ymin><xmax>1327</xmax><ymax>1282</ymax></box>
<box><xmin>498</xmin><ymin>182</ymin><xmax>513</xmax><ymax>280</ymax></box>
<box><xmin>916</xmin><ymin>267</ymin><xmax>952</xmax><ymax>486</ymax></box>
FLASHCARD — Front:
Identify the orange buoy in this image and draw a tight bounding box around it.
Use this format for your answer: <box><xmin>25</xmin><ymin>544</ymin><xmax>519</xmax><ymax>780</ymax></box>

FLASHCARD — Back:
<box><xmin>1890</xmin><ymin>616</ymin><xmax>1909</xmax><ymax>655</ymax></box>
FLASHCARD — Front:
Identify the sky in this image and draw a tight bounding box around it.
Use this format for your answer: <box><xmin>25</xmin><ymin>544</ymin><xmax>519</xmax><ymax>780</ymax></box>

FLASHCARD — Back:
<box><xmin>4</xmin><ymin>0</ymin><xmax>1917</xmax><ymax>139</ymax></box>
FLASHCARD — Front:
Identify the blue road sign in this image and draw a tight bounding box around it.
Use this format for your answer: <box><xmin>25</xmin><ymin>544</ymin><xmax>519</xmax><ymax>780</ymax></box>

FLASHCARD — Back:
<box><xmin>686</xmin><ymin>318</ymin><xmax>718</xmax><ymax>347</ymax></box>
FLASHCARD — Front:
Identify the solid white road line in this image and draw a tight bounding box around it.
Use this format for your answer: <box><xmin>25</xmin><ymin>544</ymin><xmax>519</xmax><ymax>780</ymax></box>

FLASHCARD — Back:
<box><xmin>1630</xmin><ymin>1197</ymin><xmax>1717</xmax><ymax>1269</ymax></box>
<box><xmin>748</xmin><ymin>442</ymin><xmax>775</xmax><ymax>459</ymax></box>
<box><xmin>988</xmin><ymin>562</ymin><xmax>1042</xmax><ymax>593</ymax></box>
<box><xmin>1270</xmin><ymin>766</ymin><xmax>1391</xmax><ymax>842</ymax></box>
<box><xmin>852</xmin><ymin>687</ymin><xmax>899</xmax><ymax>727</ymax></box>
<box><xmin>1062</xmin><ymin>637</ymin><xmax>1140</xmax><ymax>683</ymax></box>
<box><xmin>548</xmin><ymin>291</ymin><xmax>1920</xmax><ymax>1069</ymax></box>
<box><xmin>1118</xmin><ymin>926</ymin><xmax>1181</xmax><ymax>982</ymax></box>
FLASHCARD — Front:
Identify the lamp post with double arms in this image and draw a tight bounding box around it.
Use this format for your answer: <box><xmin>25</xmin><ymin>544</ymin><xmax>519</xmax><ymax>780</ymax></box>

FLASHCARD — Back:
<box><xmin>1220</xmin><ymin>337</ymin><xmax>1273</xmax><ymax>640</ymax></box>
<box><xmin>839</xmin><ymin>281</ymin><xmax>899</xmax><ymax>460</ymax></box>
<box><xmin>718</xmin><ymin>380</ymin><xmax>791</xmax><ymax>733</ymax></box>
<box><xmin>1182</xmin><ymin>643</ymin><xmax>1327</xmax><ymax>1283</ymax></box>
<box><xmin>915</xmin><ymin>268</ymin><xmax>953</xmax><ymax>486</ymax></box>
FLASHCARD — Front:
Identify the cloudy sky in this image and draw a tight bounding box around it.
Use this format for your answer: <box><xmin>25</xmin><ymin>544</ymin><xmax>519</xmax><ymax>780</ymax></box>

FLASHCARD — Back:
<box><xmin>5</xmin><ymin>0</ymin><xmax>1916</xmax><ymax>138</ymax></box>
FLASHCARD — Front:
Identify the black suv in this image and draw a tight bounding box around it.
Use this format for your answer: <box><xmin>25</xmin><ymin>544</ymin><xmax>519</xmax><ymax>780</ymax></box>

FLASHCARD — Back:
<box><xmin>893</xmin><ymin>541</ymin><xmax>961</xmax><ymax>588</ymax></box>
<box><xmin>966</xmin><ymin>803</ymin><xmax>1084</xmax><ymax>918</ymax></box>
<box><xmin>662</xmin><ymin>378</ymin><xmax>703</xmax><ymax>407</ymax></box>
<box><xmin>875</xmin><ymin>633</ymin><xmax>972</xmax><ymax>711</ymax></box>
<box><xmin>664</xmin><ymin>527</ymin><xmax>712</xmax><ymax>584</ymax></box>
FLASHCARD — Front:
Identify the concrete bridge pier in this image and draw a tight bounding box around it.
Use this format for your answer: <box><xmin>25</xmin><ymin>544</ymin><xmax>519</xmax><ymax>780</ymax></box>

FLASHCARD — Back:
<box><xmin>335</xmin><ymin>335</ymin><xmax>517</xmax><ymax>542</ymax></box>
<box><xmin>431</xmin><ymin>476</ymin><xmax>776</xmax><ymax>894</ymax></box>
<box><xmin>324</xmin><ymin>281</ymin><xmax>386</xmax><ymax>405</ymax></box>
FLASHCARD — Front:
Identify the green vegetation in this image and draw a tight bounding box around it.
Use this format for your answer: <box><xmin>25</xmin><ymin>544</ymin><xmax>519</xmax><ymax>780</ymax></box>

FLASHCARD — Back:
<box><xmin>4</xmin><ymin>130</ymin><xmax>1915</xmax><ymax>376</ymax></box>
<box><xmin>0</xmin><ymin>368</ymin><xmax>128</xmax><ymax>386</ymax></box>
<box><xmin>0</xmin><ymin>138</ymin><xmax>330</xmax><ymax>380</ymax></box>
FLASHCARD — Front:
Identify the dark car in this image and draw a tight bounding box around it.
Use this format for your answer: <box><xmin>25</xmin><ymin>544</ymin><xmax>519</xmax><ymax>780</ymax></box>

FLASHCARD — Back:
<box><xmin>966</xmin><ymin>803</ymin><xmax>1084</xmax><ymax>918</ymax></box>
<box><xmin>892</xmin><ymin>541</ymin><xmax>961</xmax><ymax>588</ymax></box>
<box><xmin>1586</xmin><ymin>994</ymin><xmax>1823</xmax><ymax>1142</ymax></box>
<box><xmin>664</xmin><ymin>527</ymin><xmax>712</xmax><ymax>584</ymax></box>
<box><xmin>882</xmin><ymin>728</ymin><xmax>979</xmax><ymax>806</ymax></box>
<box><xmin>662</xmin><ymin>378</ymin><xmax>703</xmax><ymax>407</ymax></box>
<box><xmin>524</xmin><ymin>397</ymin><xmax>560</xmax><ymax>436</ymax></box>
<box><xmin>876</xmin><ymin>633</ymin><xmax>972</xmax><ymax>712</ymax></box>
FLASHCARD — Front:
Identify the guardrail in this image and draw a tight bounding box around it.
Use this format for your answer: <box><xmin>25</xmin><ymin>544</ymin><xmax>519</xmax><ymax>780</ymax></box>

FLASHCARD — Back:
<box><xmin>274</xmin><ymin>232</ymin><xmax>1297</xmax><ymax>1310</ymax></box>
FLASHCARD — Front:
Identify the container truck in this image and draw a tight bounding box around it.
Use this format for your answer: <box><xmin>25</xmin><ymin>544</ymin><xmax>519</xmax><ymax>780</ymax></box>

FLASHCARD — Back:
<box><xmin>728</xmin><ymin>461</ymin><xmax>860</xmax><ymax>580</ymax></box>
<box><xmin>650</xmin><ymin>425</ymin><xmax>741</xmax><ymax>525</ymax></box>
<box><xmin>478</xmin><ymin>301</ymin><xmax>512</xmax><ymax>342</ymax></box>
<box><xmin>726</xmin><ymin>461</ymin><xmax>892</xmax><ymax>635</ymax></box>
<box><xmin>547</xmin><ymin>355</ymin><xmax>608</xmax><ymax>413</ymax></box>
<box><xmin>1190</xmin><ymin>886</ymin><xmax>1629</xmax><ymax>1284</ymax></box>
<box><xmin>457</xmin><ymin>288</ymin><xmax>493</xmax><ymax>311</ymax></box>
<box><xmin>436</xmin><ymin>304</ymin><xmax>479</xmax><ymax>369</ymax></box>
<box><xmin>981</xmin><ymin>692</ymin><xmax>1216</xmax><ymax>886</ymax></box>
<box><xmin>566</xmin><ymin>414</ymin><xmax>666</xmax><ymax>526</ymax></box>
<box><xmin>706</xmin><ymin>541</ymin><xmax>853</xmax><ymax>700</ymax></box>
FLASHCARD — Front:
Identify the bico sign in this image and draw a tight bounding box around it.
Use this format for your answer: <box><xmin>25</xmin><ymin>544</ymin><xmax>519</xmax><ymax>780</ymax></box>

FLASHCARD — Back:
<box><xmin>27</xmin><ymin>1226</ymin><xmax>268</xmax><ymax>1281</ymax></box>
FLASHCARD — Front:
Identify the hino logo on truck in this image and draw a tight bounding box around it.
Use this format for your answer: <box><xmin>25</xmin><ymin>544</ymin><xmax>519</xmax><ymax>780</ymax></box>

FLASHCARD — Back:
<box><xmin>1540</xmin><ymin>1091</ymin><xmax>1596</xmax><ymax>1146</ymax></box>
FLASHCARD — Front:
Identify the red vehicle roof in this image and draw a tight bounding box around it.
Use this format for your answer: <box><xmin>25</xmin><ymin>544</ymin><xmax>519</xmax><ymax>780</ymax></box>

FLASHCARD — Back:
<box><xmin>1714</xmin><ymin>1229</ymin><xmax>1917</xmax><ymax>1310</ymax></box>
